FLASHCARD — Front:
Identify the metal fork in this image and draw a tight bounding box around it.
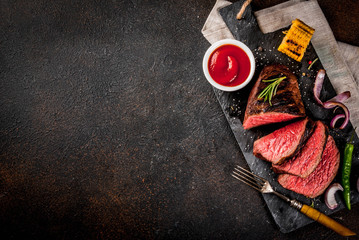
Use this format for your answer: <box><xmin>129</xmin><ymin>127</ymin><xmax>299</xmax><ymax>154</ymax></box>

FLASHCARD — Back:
<box><xmin>231</xmin><ymin>165</ymin><xmax>356</xmax><ymax>237</ymax></box>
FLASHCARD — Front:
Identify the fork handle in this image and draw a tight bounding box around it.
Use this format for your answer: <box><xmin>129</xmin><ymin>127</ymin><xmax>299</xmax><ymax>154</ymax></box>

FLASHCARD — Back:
<box><xmin>300</xmin><ymin>204</ymin><xmax>356</xmax><ymax>236</ymax></box>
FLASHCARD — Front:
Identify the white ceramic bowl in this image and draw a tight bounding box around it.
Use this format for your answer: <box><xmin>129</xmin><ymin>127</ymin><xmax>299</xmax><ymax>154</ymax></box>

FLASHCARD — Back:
<box><xmin>202</xmin><ymin>39</ymin><xmax>255</xmax><ymax>92</ymax></box>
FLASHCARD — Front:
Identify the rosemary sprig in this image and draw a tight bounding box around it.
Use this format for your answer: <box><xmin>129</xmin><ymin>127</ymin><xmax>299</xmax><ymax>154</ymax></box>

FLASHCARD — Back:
<box><xmin>257</xmin><ymin>76</ymin><xmax>286</xmax><ymax>106</ymax></box>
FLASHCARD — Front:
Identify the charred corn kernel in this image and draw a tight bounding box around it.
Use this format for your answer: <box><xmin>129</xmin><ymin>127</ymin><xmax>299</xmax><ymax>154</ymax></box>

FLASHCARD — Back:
<box><xmin>278</xmin><ymin>19</ymin><xmax>315</xmax><ymax>62</ymax></box>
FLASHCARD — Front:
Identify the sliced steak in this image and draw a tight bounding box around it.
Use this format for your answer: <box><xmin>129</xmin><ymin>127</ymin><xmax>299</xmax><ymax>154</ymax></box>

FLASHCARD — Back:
<box><xmin>277</xmin><ymin>135</ymin><xmax>340</xmax><ymax>198</ymax></box>
<box><xmin>273</xmin><ymin>121</ymin><xmax>328</xmax><ymax>177</ymax></box>
<box><xmin>243</xmin><ymin>64</ymin><xmax>305</xmax><ymax>129</ymax></box>
<box><xmin>253</xmin><ymin>118</ymin><xmax>313</xmax><ymax>165</ymax></box>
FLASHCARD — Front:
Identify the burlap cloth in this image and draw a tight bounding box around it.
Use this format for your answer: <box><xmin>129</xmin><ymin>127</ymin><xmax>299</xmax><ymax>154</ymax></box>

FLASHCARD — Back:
<box><xmin>202</xmin><ymin>0</ymin><xmax>359</xmax><ymax>135</ymax></box>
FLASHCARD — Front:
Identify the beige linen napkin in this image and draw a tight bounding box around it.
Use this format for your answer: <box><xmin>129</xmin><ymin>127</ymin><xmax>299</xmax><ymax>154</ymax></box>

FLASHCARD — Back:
<box><xmin>202</xmin><ymin>0</ymin><xmax>359</xmax><ymax>135</ymax></box>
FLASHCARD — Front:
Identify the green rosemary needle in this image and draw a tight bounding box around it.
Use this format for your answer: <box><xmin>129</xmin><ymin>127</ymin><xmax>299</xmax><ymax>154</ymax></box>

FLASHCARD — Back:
<box><xmin>257</xmin><ymin>76</ymin><xmax>286</xmax><ymax>106</ymax></box>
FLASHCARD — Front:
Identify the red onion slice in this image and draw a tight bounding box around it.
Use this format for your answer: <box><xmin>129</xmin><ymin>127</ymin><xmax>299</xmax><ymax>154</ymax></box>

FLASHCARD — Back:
<box><xmin>327</xmin><ymin>91</ymin><xmax>351</xmax><ymax>103</ymax></box>
<box><xmin>330</xmin><ymin>114</ymin><xmax>346</xmax><ymax>129</ymax></box>
<box><xmin>313</xmin><ymin>69</ymin><xmax>326</xmax><ymax>106</ymax></box>
<box><xmin>323</xmin><ymin>101</ymin><xmax>350</xmax><ymax>129</ymax></box>
<box><xmin>314</xmin><ymin>70</ymin><xmax>351</xmax><ymax>129</ymax></box>
<box><xmin>324</xmin><ymin>183</ymin><xmax>343</xmax><ymax>210</ymax></box>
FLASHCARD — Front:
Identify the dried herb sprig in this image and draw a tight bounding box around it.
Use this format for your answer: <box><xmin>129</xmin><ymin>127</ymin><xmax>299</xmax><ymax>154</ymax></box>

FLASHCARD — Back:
<box><xmin>257</xmin><ymin>76</ymin><xmax>286</xmax><ymax>106</ymax></box>
<box><xmin>308</xmin><ymin>57</ymin><xmax>318</xmax><ymax>70</ymax></box>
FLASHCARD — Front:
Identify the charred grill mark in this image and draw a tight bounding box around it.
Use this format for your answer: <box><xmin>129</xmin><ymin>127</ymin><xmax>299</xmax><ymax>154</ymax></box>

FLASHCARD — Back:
<box><xmin>289</xmin><ymin>49</ymin><xmax>301</xmax><ymax>57</ymax></box>
<box><xmin>243</xmin><ymin>64</ymin><xmax>306</xmax><ymax>128</ymax></box>
<box><xmin>253</xmin><ymin>85</ymin><xmax>302</xmax><ymax>114</ymax></box>
<box><xmin>263</xmin><ymin>104</ymin><xmax>301</xmax><ymax>114</ymax></box>
<box><xmin>297</xmin><ymin>25</ymin><xmax>313</xmax><ymax>35</ymax></box>
<box><xmin>286</xmin><ymin>39</ymin><xmax>298</xmax><ymax>46</ymax></box>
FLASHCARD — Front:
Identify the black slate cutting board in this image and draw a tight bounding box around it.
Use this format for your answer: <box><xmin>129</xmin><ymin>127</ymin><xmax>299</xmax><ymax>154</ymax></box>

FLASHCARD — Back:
<box><xmin>212</xmin><ymin>0</ymin><xmax>359</xmax><ymax>234</ymax></box>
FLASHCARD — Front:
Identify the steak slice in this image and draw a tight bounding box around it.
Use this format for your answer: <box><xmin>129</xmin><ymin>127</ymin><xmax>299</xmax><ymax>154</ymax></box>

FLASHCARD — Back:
<box><xmin>273</xmin><ymin>121</ymin><xmax>328</xmax><ymax>177</ymax></box>
<box><xmin>277</xmin><ymin>135</ymin><xmax>340</xmax><ymax>198</ymax></box>
<box><xmin>243</xmin><ymin>64</ymin><xmax>305</xmax><ymax>130</ymax></box>
<box><xmin>253</xmin><ymin>117</ymin><xmax>313</xmax><ymax>165</ymax></box>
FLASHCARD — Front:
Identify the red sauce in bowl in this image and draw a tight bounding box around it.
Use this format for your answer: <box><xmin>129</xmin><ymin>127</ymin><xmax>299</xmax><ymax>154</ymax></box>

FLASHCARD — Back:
<box><xmin>208</xmin><ymin>44</ymin><xmax>251</xmax><ymax>87</ymax></box>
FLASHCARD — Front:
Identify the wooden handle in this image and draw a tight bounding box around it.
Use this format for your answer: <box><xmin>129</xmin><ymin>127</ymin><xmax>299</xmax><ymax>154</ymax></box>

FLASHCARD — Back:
<box><xmin>301</xmin><ymin>204</ymin><xmax>356</xmax><ymax>237</ymax></box>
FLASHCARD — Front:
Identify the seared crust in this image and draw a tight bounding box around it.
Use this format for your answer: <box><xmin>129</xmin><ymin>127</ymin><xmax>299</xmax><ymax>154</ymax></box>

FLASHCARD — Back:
<box><xmin>243</xmin><ymin>64</ymin><xmax>305</xmax><ymax>128</ymax></box>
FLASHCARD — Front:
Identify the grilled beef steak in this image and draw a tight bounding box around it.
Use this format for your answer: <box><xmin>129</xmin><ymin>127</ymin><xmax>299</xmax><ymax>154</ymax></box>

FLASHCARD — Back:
<box><xmin>253</xmin><ymin>118</ymin><xmax>313</xmax><ymax>165</ymax></box>
<box><xmin>273</xmin><ymin>121</ymin><xmax>328</xmax><ymax>177</ymax></box>
<box><xmin>243</xmin><ymin>64</ymin><xmax>305</xmax><ymax>129</ymax></box>
<box><xmin>277</xmin><ymin>135</ymin><xmax>340</xmax><ymax>198</ymax></box>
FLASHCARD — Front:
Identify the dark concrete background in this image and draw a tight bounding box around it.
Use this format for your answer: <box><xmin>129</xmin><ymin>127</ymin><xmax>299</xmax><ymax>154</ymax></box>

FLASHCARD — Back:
<box><xmin>0</xmin><ymin>0</ymin><xmax>358</xmax><ymax>239</ymax></box>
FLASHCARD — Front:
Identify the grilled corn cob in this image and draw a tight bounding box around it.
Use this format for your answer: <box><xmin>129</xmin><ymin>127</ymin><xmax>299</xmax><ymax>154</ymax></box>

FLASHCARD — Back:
<box><xmin>278</xmin><ymin>19</ymin><xmax>315</xmax><ymax>62</ymax></box>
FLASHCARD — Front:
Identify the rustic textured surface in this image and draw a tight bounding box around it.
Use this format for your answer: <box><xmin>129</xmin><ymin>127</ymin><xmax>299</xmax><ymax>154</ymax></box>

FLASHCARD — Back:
<box><xmin>0</xmin><ymin>0</ymin><xmax>358</xmax><ymax>239</ymax></box>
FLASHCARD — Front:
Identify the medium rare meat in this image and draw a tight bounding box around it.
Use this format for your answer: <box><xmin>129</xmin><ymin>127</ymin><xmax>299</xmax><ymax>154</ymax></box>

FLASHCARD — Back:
<box><xmin>243</xmin><ymin>64</ymin><xmax>305</xmax><ymax>129</ymax></box>
<box><xmin>273</xmin><ymin>121</ymin><xmax>328</xmax><ymax>177</ymax></box>
<box><xmin>253</xmin><ymin>118</ymin><xmax>313</xmax><ymax>165</ymax></box>
<box><xmin>278</xmin><ymin>135</ymin><xmax>340</xmax><ymax>198</ymax></box>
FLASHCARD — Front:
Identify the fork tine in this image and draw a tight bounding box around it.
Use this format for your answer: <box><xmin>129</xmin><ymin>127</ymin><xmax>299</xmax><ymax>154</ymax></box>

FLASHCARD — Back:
<box><xmin>236</xmin><ymin>166</ymin><xmax>267</xmax><ymax>183</ymax></box>
<box><xmin>232</xmin><ymin>168</ymin><xmax>264</xmax><ymax>190</ymax></box>
<box><xmin>231</xmin><ymin>173</ymin><xmax>262</xmax><ymax>192</ymax></box>
<box><xmin>231</xmin><ymin>165</ymin><xmax>271</xmax><ymax>192</ymax></box>
<box><xmin>233</xmin><ymin>167</ymin><xmax>265</xmax><ymax>188</ymax></box>
<box><xmin>232</xmin><ymin>168</ymin><xmax>262</xmax><ymax>186</ymax></box>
